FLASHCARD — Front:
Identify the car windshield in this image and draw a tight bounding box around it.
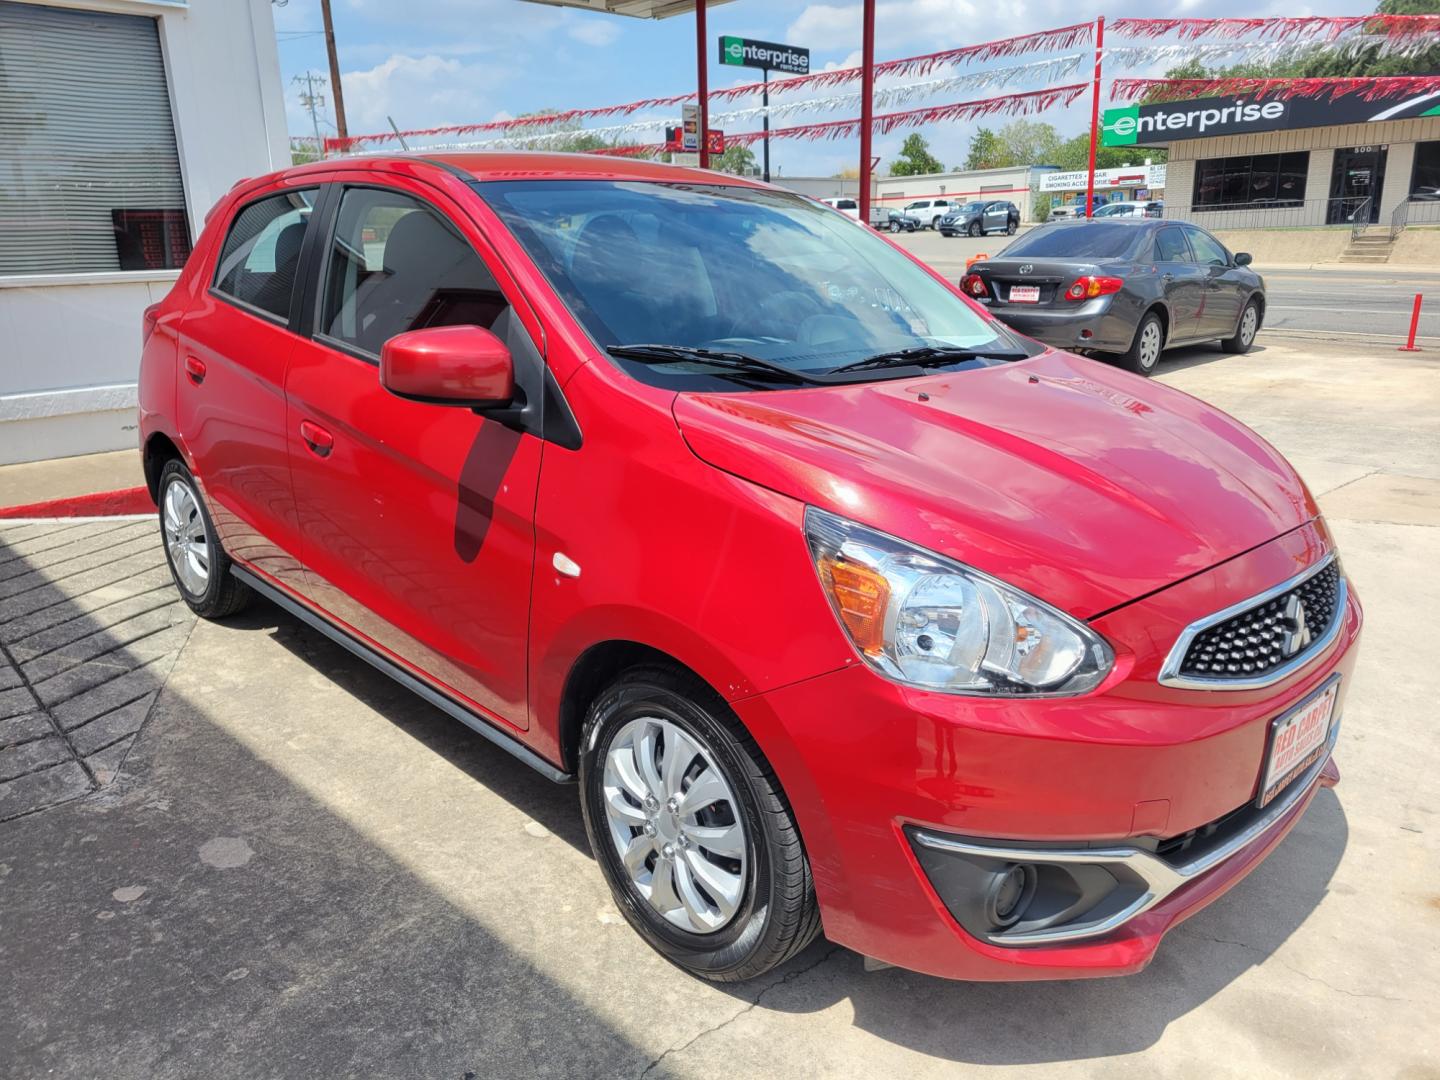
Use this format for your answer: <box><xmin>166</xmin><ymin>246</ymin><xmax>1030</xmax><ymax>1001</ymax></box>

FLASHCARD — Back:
<box><xmin>1002</xmin><ymin>222</ymin><xmax>1145</xmax><ymax>259</ymax></box>
<box><xmin>477</xmin><ymin>180</ymin><xmax>1024</xmax><ymax>382</ymax></box>
<box><xmin>957</xmin><ymin>202</ymin><xmax>985</xmax><ymax>213</ymax></box>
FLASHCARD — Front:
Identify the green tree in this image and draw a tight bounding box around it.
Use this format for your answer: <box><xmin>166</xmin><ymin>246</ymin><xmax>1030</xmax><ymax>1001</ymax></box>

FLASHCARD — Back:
<box><xmin>889</xmin><ymin>133</ymin><xmax>944</xmax><ymax>176</ymax></box>
<box><xmin>712</xmin><ymin>142</ymin><xmax>758</xmax><ymax>175</ymax></box>
<box><xmin>1049</xmin><ymin>132</ymin><xmax>1167</xmax><ymax>170</ymax></box>
<box><xmin>511</xmin><ymin>108</ymin><xmax>615</xmax><ymax>152</ymax></box>
<box><xmin>964</xmin><ymin>127</ymin><xmax>1003</xmax><ymax>170</ymax></box>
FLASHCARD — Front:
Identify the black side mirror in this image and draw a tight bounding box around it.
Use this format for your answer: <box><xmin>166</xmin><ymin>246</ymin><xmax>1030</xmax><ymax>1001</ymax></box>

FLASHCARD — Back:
<box><xmin>1234</xmin><ymin>252</ymin><xmax>1253</xmax><ymax>267</ymax></box>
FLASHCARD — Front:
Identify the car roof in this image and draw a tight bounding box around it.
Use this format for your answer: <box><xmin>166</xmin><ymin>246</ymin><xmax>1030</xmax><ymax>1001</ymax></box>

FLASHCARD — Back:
<box><xmin>250</xmin><ymin>150</ymin><xmax>772</xmax><ymax>191</ymax></box>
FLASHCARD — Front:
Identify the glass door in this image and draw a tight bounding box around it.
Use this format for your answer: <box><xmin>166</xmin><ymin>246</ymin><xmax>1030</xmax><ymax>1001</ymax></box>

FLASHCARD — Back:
<box><xmin>1328</xmin><ymin>146</ymin><xmax>1387</xmax><ymax>224</ymax></box>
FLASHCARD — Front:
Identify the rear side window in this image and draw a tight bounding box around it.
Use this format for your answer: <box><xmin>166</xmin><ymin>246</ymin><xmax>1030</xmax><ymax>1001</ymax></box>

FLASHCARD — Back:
<box><xmin>1004</xmin><ymin>223</ymin><xmax>1144</xmax><ymax>259</ymax></box>
<box><xmin>213</xmin><ymin>190</ymin><xmax>317</xmax><ymax>321</ymax></box>
<box><xmin>318</xmin><ymin>187</ymin><xmax>509</xmax><ymax>358</ymax></box>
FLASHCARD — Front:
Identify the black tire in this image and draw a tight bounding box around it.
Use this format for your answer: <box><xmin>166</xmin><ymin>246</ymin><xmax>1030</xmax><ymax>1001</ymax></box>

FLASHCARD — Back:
<box><xmin>1114</xmin><ymin>310</ymin><xmax>1166</xmax><ymax>376</ymax></box>
<box><xmin>157</xmin><ymin>459</ymin><xmax>252</xmax><ymax>619</ymax></box>
<box><xmin>889</xmin><ymin>220</ymin><xmax>901</xmax><ymax>233</ymax></box>
<box><xmin>1006</xmin><ymin>220</ymin><xmax>1018</xmax><ymax>235</ymax></box>
<box><xmin>932</xmin><ymin>215</ymin><xmax>943</xmax><ymax>231</ymax></box>
<box><xmin>1222</xmin><ymin>298</ymin><xmax>1261</xmax><ymax>354</ymax></box>
<box><xmin>579</xmin><ymin>665</ymin><xmax>820</xmax><ymax>982</ymax></box>
<box><xmin>967</xmin><ymin>220</ymin><xmax>981</xmax><ymax>238</ymax></box>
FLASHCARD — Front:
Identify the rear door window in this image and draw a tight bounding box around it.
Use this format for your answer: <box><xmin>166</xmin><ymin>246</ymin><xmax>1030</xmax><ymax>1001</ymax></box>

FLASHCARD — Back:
<box><xmin>317</xmin><ymin>187</ymin><xmax>511</xmax><ymax>358</ymax></box>
<box><xmin>213</xmin><ymin>189</ymin><xmax>318</xmax><ymax>321</ymax></box>
<box><xmin>1154</xmin><ymin>227</ymin><xmax>1192</xmax><ymax>263</ymax></box>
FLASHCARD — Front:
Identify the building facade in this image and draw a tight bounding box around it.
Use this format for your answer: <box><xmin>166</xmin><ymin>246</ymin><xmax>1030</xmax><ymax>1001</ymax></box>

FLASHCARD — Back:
<box><xmin>874</xmin><ymin>165</ymin><xmax>1057</xmax><ymax>222</ymax></box>
<box><xmin>0</xmin><ymin>0</ymin><xmax>290</xmax><ymax>465</ymax></box>
<box><xmin>1103</xmin><ymin>92</ymin><xmax>1440</xmax><ymax>232</ymax></box>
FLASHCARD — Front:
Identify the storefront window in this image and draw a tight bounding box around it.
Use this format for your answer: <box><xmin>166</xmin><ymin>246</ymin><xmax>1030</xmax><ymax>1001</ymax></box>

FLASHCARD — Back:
<box><xmin>1412</xmin><ymin>142</ymin><xmax>1440</xmax><ymax>201</ymax></box>
<box><xmin>0</xmin><ymin>3</ymin><xmax>191</xmax><ymax>276</ymax></box>
<box><xmin>1192</xmin><ymin>152</ymin><xmax>1309</xmax><ymax>210</ymax></box>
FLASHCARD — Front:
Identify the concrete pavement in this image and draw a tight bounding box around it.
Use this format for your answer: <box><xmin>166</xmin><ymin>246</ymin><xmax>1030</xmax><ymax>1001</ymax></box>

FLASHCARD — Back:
<box><xmin>1</xmin><ymin>338</ymin><xmax>1438</xmax><ymax>1079</ymax></box>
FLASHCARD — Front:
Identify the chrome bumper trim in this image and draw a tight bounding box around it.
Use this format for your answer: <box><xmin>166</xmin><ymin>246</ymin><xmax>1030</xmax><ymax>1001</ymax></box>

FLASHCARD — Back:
<box><xmin>1158</xmin><ymin>554</ymin><xmax>1345</xmax><ymax>692</ymax></box>
<box><xmin>911</xmin><ymin>723</ymin><xmax>1338</xmax><ymax>947</ymax></box>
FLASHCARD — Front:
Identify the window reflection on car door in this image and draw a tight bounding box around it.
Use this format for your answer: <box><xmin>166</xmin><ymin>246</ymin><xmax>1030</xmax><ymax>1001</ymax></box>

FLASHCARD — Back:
<box><xmin>284</xmin><ymin>181</ymin><xmax>545</xmax><ymax>731</ymax></box>
<box><xmin>1183</xmin><ymin>225</ymin><xmax>1245</xmax><ymax>339</ymax></box>
<box><xmin>1152</xmin><ymin>225</ymin><xmax>1205</xmax><ymax>343</ymax></box>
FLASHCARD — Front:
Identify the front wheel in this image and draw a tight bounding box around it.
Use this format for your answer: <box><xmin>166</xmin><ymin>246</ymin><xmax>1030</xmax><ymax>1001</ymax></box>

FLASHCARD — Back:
<box><xmin>1114</xmin><ymin>311</ymin><xmax>1165</xmax><ymax>376</ymax></box>
<box><xmin>967</xmin><ymin>221</ymin><xmax>981</xmax><ymax>238</ymax></box>
<box><xmin>157</xmin><ymin>459</ymin><xmax>252</xmax><ymax>618</ymax></box>
<box><xmin>889</xmin><ymin>220</ymin><xmax>901</xmax><ymax>233</ymax></box>
<box><xmin>1222</xmin><ymin>298</ymin><xmax>1261</xmax><ymax>353</ymax></box>
<box><xmin>579</xmin><ymin>666</ymin><xmax>820</xmax><ymax>982</ymax></box>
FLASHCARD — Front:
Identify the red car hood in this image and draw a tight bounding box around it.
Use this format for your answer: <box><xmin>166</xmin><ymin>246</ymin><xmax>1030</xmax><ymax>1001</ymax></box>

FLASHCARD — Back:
<box><xmin>673</xmin><ymin>349</ymin><xmax>1318</xmax><ymax>618</ymax></box>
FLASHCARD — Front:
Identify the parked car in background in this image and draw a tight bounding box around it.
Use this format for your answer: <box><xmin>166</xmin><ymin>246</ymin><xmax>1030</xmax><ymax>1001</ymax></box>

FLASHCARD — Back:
<box><xmin>939</xmin><ymin>200</ymin><xmax>1020</xmax><ymax>237</ymax></box>
<box><xmin>902</xmin><ymin>198</ymin><xmax>952</xmax><ymax>229</ymax></box>
<box><xmin>961</xmin><ymin>219</ymin><xmax>1265</xmax><ymax>375</ymax></box>
<box><xmin>1094</xmin><ymin>201</ymin><xmax>1164</xmax><ymax>219</ymax></box>
<box><xmin>820</xmin><ymin>196</ymin><xmax>860</xmax><ymax>220</ymax></box>
<box><xmin>872</xmin><ymin>207</ymin><xmax>921</xmax><ymax>232</ymax></box>
<box><xmin>141</xmin><ymin>153</ymin><xmax>1352</xmax><ymax>987</ymax></box>
<box><xmin>1048</xmin><ymin>194</ymin><xmax>1107</xmax><ymax>220</ymax></box>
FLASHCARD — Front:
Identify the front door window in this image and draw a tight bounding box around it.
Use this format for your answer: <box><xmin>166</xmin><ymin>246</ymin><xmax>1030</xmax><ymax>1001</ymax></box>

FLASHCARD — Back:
<box><xmin>1328</xmin><ymin>146</ymin><xmax>1387</xmax><ymax>224</ymax></box>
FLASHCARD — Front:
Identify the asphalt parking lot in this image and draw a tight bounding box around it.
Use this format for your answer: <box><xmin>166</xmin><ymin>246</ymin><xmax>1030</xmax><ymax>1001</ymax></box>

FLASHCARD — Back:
<box><xmin>2</xmin><ymin>334</ymin><xmax>1438</xmax><ymax>1079</ymax></box>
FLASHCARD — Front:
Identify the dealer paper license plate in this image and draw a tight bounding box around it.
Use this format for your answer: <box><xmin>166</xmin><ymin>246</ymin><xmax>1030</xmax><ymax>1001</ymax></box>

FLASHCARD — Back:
<box><xmin>1258</xmin><ymin>676</ymin><xmax>1339</xmax><ymax>808</ymax></box>
<box><xmin>1008</xmin><ymin>285</ymin><xmax>1040</xmax><ymax>303</ymax></box>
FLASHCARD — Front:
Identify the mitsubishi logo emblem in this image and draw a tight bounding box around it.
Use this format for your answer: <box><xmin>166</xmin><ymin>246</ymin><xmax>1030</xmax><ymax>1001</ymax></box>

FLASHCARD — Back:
<box><xmin>1280</xmin><ymin>594</ymin><xmax>1312</xmax><ymax>658</ymax></box>
<box><xmin>1018</xmin><ymin>264</ymin><xmax>1034</xmax><ymax>274</ymax></box>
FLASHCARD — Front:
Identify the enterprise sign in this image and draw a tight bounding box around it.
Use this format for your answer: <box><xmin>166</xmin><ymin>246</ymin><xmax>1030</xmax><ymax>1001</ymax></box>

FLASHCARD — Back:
<box><xmin>718</xmin><ymin>35</ymin><xmax>810</xmax><ymax>75</ymax></box>
<box><xmin>1103</xmin><ymin>90</ymin><xmax>1440</xmax><ymax>146</ymax></box>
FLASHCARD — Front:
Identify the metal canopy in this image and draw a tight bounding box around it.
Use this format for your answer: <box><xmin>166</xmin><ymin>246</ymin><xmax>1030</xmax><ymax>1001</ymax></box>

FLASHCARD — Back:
<box><xmin>518</xmin><ymin>0</ymin><xmax>733</xmax><ymax>19</ymax></box>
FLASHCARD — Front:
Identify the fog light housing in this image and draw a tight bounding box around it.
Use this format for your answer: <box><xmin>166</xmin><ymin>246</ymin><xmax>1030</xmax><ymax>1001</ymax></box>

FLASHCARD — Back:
<box><xmin>986</xmin><ymin>864</ymin><xmax>1036</xmax><ymax>927</ymax></box>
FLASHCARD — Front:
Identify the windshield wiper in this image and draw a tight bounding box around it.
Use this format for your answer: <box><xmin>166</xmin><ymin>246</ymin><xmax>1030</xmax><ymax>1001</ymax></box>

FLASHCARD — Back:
<box><xmin>607</xmin><ymin>344</ymin><xmax>826</xmax><ymax>385</ymax></box>
<box><xmin>831</xmin><ymin>344</ymin><xmax>1029</xmax><ymax>374</ymax></box>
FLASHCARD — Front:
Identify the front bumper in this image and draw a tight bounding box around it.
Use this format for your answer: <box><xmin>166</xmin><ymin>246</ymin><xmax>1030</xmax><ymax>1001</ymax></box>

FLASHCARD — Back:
<box><xmin>985</xmin><ymin>297</ymin><xmax>1135</xmax><ymax>353</ymax></box>
<box><xmin>733</xmin><ymin>521</ymin><xmax>1362</xmax><ymax>981</ymax></box>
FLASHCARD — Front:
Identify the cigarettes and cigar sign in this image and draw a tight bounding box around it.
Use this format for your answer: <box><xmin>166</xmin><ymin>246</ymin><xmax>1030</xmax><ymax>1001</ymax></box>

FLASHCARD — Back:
<box><xmin>1103</xmin><ymin>90</ymin><xmax>1440</xmax><ymax>145</ymax></box>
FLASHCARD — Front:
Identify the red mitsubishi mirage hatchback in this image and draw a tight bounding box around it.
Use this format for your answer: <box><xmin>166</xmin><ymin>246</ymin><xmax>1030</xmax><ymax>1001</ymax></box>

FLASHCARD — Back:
<box><xmin>139</xmin><ymin>153</ymin><xmax>1361</xmax><ymax>983</ymax></box>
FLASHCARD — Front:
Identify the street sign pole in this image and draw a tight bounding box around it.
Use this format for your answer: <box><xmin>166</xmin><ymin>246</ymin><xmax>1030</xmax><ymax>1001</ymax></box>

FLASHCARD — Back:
<box><xmin>1085</xmin><ymin>15</ymin><xmax>1104</xmax><ymax>220</ymax></box>
<box><xmin>762</xmin><ymin>69</ymin><xmax>770</xmax><ymax>182</ymax></box>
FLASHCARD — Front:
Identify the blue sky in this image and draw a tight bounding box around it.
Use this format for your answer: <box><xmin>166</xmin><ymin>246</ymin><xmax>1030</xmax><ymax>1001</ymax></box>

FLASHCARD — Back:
<box><xmin>271</xmin><ymin>0</ymin><xmax>1360</xmax><ymax>176</ymax></box>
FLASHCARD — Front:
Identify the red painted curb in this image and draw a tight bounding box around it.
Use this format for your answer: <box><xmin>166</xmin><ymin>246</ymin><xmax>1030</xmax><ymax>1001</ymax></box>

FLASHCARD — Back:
<box><xmin>0</xmin><ymin>486</ymin><xmax>154</xmax><ymax>519</ymax></box>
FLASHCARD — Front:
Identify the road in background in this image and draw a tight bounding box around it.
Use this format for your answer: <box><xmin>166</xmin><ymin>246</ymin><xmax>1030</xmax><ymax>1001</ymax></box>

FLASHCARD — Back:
<box><xmin>891</xmin><ymin>228</ymin><xmax>1440</xmax><ymax>346</ymax></box>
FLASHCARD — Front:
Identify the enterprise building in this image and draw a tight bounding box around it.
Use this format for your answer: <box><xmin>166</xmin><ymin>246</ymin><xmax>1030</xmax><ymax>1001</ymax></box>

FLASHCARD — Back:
<box><xmin>1102</xmin><ymin>90</ymin><xmax>1440</xmax><ymax>231</ymax></box>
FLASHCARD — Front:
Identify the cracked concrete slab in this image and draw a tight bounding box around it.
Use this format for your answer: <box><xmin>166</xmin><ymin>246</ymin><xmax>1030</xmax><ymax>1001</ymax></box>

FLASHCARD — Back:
<box><xmin>0</xmin><ymin>336</ymin><xmax>1436</xmax><ymax>1078</ymax></box>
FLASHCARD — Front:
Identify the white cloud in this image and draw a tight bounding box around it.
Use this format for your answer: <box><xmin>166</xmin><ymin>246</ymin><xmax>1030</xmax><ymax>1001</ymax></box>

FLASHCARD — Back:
<box><xmin>341</xmin><ymin>52</ymin><xmax>513</xmax><ymax>134</ymax></box>
<box><xmin>568</xmin><ymin>19</ymin><xmax>621</xmax><ymax>47</ymax></box>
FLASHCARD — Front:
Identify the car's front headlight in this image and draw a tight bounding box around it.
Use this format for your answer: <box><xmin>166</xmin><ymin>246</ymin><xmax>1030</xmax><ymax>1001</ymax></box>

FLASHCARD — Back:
<box><xmin>805</xmin><ymin>508</ymin><xmax>1114</xmax><ymax>697</ymax></box>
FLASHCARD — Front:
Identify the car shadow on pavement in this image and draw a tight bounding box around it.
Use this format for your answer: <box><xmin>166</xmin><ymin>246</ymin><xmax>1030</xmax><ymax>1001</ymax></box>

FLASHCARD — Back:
<box><xmin>0</xmin><ymin>526</ymin><xmax>667</xmax><ymax>1079</ymax></box>
<box><xmin>230</xmin><ymin>593</ymin><xmax>1350</xmax><ymax>1066</ymax></box>
<box><xmin>747</xmin><ymin>788</ymin><xmax>1348</xmax><ymax>1065</ymax></box>
<box><xmin>1156</xmin><ymin>341</ymin><xmax>1269</xmax><ymax>376</ymax></box>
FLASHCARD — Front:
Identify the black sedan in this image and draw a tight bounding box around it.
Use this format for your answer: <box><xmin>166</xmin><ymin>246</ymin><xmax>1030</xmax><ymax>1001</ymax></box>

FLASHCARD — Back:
<box><xmin>939</xmin><ymin>200</ymin><xmax>1019</xmax><ymax>237</ymax></box>
<box><xmin>960</xmin><ymin>220</ymin><xmax>1265</xmax><ymax>375</ymax></box>
<box><xmin>873</xmin><ymin>208</ymin><xmax>921</xmax><ymax>233</ymax></box>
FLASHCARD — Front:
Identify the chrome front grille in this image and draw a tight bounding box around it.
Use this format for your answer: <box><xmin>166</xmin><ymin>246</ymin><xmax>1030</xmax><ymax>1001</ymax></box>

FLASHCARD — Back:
<box><xmin>1160</xmin><ymin>555</ymin><xmax>1346</xmax><ymax>690</ymax></box>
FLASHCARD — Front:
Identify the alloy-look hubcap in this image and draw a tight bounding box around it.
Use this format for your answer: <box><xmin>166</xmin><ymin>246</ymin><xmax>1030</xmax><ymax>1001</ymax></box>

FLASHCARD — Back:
<box><xmin>1241</xmin><ymin>305</ymin><xmax>1258</xmax><ymax>346</ymax></box>
<box><xmin>1139</xmin><ymin>321</ymin><xmax>1162</xmax><ymax>369</ymax></box>
<box><xmin>602</xmin><ymin>715</ymin><xmax>747</xmax><ymax>934</ymax></box>
<box><xmin>163</xmin><ymin>479</ymin><xmax>210</xmax><ymax>596</ymax></box>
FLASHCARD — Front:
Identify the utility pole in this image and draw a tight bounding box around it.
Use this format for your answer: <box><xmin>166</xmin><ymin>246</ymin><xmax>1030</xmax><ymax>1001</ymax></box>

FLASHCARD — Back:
<box><xmin>320</xmin><ymin>0</ymin><xmax>348</xmax><ymax>141</ymax></box>
<box><xmin>293</xmin><ymin>72</ymin><xmax>326</xmax><ymax>157</ymax></box>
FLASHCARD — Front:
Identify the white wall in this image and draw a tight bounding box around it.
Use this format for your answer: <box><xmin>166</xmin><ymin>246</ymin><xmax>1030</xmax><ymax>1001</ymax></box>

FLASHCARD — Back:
<box><xmin>875</xmin><ymin>167</ymin><xmax>1044</xmax><ymax>220</ymax></box>
<box><xmin>0</xmin><ymin>0</ymin><xmax>290</xmax><ymax>465</ymax></box>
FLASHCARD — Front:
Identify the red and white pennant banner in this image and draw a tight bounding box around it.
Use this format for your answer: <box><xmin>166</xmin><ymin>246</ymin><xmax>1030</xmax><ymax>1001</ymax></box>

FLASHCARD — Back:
<box><xmin>538</xmin><ymin>84</ymin><xmax>1091</xmax><ymax>159</ymax></box>
<box><xmin>1112</xmin><ymin>74</ymin><xmax>1440</xmax><ymax>103</ymax></box>
<box><xmin>1111</xmin><ymin>15</ymin><xmax>1440</xmax><ymax>42</ymax></box>
<box><xmin>325</xmin><ymin>22</ymin><xmax>1094</xmax><ymax>153</ymax></box>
